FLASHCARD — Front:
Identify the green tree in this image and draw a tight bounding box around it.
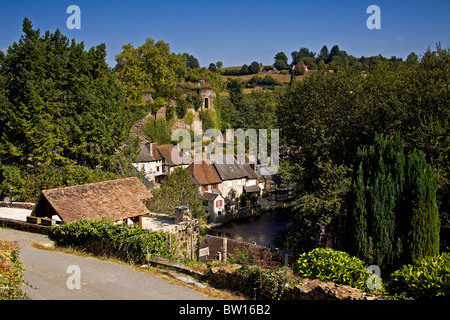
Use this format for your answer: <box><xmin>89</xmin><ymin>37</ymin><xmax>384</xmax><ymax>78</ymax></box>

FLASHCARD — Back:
<box><xmin>114</xmin><ymin>38</ymin><xmax>187</xmax><ymax>104</ymax></box>
<box><xmin>0</xmin><ymin>18</ymin><xmax>135</xmax><ymax>186</ymax></box>
<box><xmin>184</xmin><ymin>111</ymin><xmax>195</xmax><ymax>129</ymax></box>
<box><xmin>145</xmin><ymin>167</ymin><xmax>208</xmax><ymax>221</ymax></box>
<box><xmin>274</xmin><ymin>52</ymin><xmax>288</xmax><ymax>69</ymax></box>
<box><xmin>347</xmin><ymin>135</ymin><xmax>440</xmax><ymax>272</ymax></box>
<box><xmin>317</xmin><ymin>45</ymin><xmax>329</xmax><ymax>62</ymax></box>
<box><xmin>176</xmin><ymin>96</ymin><xmax>188</xmax><ymax>119</ymax></box>
<box><xmin>208</xmin><ymin>63</ymin><xmax>217</xmax><ymax>72</ymax></box>
<box><xmin>277</xmin><ymin>47</ymin><xmax>449</xmax><ymax>254</ymax></box>
<box><xmin>248</xmin><ymin>61</ymin><xmax>261</xmax><ymax>74</ymax></box>
<box><xmin>403</xmin><ymin>150</ymin><xmax>440</xmax><ymax>263</ymax></box>
<box><xmin>183</xmin><ymin>53</ymin><xmax>200</xmax><ymax>69</ymax></box>
<box><xmin>185</xmin><ymin>67</ymin><xmax>226</xmax><ymax>93</ymax></box>
<box><xmin>143</xmin><ymin>117</ymin><xmax>171</xmax><ymax>145</ymax></box>
<box><xmin>240</xmin><ymin>64</ymin><xmax>249</xmax><ymax>75</ymax></box>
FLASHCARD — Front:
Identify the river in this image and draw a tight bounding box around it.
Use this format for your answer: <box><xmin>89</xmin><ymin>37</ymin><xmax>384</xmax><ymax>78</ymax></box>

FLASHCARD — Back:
<box><xmin>207</xmin><ymin>209</ymin><xmax>291</xmax><ymax>248</ymax></box>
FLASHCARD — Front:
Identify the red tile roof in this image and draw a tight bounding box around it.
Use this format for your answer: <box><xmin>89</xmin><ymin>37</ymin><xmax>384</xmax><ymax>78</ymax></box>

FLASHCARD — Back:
<box><xmin>156</xmin><ymin>144</ymin><xmax>190</xmax><ymax>166</ymax></box>
<box><xmin>186</xmin><ymin>161</ymin><xmax>222</xmax><ymax>185</ymax></box>
<box><xmin>32</xmin><ymin>177</ymin><xmax>152</xmax><ymax>223</ymax></box>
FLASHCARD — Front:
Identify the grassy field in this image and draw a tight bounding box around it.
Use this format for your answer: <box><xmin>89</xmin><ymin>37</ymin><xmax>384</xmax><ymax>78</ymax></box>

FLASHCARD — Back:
<box><xmin>219</xmin><ymin>67</ymin><xmax>306</xmax><ymax>96</ymax></box>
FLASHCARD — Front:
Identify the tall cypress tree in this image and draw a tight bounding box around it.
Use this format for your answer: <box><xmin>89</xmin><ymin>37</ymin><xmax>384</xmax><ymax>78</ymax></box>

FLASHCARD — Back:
<box><xmin>347</xmin><ymin>134</ymin><xmax>439</xmax><ymax>272</ymax></box>
<box><xmin>403</xmin><ymin>150</ymin><xmax>440</xmax><ymax>264</ymax></box>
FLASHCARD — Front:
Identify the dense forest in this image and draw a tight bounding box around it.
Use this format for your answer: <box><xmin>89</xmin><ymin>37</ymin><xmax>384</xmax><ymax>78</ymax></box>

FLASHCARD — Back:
<box><xmin>1</xmin><ymin>19</ymin><xmax>448</xmax><ymax>266</ymax></box>
<box><xmin>276</xmin><ymin>45</ymin><xmax>449</xmax><ymax>259</ymax></box>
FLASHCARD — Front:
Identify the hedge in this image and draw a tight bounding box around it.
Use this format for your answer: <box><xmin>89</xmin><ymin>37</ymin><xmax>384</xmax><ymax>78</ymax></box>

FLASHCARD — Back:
<box><xmin>49</xmin><ymin>219</ymin><xmax>173</xmax><ymax>264</ymax></box>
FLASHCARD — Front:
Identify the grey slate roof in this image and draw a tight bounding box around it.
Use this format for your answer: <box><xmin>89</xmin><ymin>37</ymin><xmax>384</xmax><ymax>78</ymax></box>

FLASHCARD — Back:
<box><xmin>135</xmin><ymin>142</ymin><xmax>162</xmax><ymax>162</ymax></box>
<box><xmin>212</xmin><ymin>155</ymin><xmax>258</xmax><ymax>181</ymax></box>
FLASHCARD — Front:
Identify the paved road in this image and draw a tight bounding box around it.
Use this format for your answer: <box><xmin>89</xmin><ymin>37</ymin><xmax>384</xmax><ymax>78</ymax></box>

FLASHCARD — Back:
<box><xmin>0</xmin><ymin>228</ymin><xmax>209</xmax><ymax>300</ymax></box>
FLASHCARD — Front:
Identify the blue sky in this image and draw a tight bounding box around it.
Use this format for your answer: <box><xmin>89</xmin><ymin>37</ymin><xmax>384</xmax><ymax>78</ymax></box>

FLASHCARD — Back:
<box><xmin>1</xmin><ymin>0</ymin><xmax>449</xmax><ymax>67</ymax></box>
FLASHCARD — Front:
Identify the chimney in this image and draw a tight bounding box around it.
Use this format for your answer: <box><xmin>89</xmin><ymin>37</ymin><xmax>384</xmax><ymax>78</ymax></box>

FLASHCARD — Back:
<box><xmin>146</xmin><ymin>142</ymin><xmax>153</xmax><ymax>155</ymax></box>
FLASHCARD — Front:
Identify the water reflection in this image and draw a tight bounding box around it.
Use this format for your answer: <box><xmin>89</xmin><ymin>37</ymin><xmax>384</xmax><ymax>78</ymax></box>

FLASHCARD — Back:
<box><xmin>207</xmin><ymin>209</ymin><xmax>291</xmax><ymax>248</ymax></box>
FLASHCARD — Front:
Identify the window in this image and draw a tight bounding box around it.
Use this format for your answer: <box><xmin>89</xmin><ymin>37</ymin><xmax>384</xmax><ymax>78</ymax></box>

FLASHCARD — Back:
<box><xmin>202</xmin><ymin>185</ymin><xmax>208</xmax><ymax>192</ymax></box>
<box><xmin>216</xmin><ymin>200</ymin><xmax>223</xmax><ymax>208</ymax></box>
<box><xmin>212</xmin><ymin>183</ymin><xmax>219</xmax><ymax>190</ymax></box>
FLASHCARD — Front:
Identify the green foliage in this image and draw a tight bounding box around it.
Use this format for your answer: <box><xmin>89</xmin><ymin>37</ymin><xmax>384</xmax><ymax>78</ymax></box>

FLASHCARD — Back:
<box><xmin>0</xmin><ymin>163</ymin><xmax>131</xmax><ymax>202</ymax></box>
<box><xmin>282</xmin><ymin>160</ymin><xmax>351</xmax><ymax>253</ymax></box>
<box><xmin>278</xmin><ymin>46</ymin><xmax>450</xmax><ymax>258</ymax></box>
<box><xmin>0</xmin><ymin>240</ymin><xmax>28</xmax><ymax>300</ymax></box>
<box><xmin>145</xmin><ymin>167</ymin><xmax>208</xmax><ymax>221</ymax></box>
<box><xmin>114</xmin><ymin>38</ymin><xmax>187</xmax><ymax>104</ymax></box>
<box><xmin>183</xmin><ymin>53</ymin><xmax>200</xmax><ymax>69</ymax></box>
<box><xmin>143</xmin><ymin>117</ymin><xmax>172</xmax><ymax>145</ymax></box>
<box><xmin>185</xmin><ymin>67</ymin><xmax>226</xmax><ymax>93</ymax></box>
<box><xmin>347</xmin><ymin>134</ymin><xmax>440</xmax><ymax>272</ymax></box>
<box><xmin>185</xmin><ymin>92</ymin><xmax>203</xmax><ymax>110</ymax></box>
<box><xmin>0</xmin><ymin>19</ymin><xmax>138</xmax><ymax>202</ymax></box>
<box><xmin>274</xmin><ymin>52</ymin><xmax>288</xmax><ymax>69</ymax></box>
<box><xmin>176</xmin><ymin>96</ymin><xmax>188</xmax><ymax>119</ymax></box>
<box><xmin>248</xmin><ymin>61</ymin><xmax>261</xmax><ymax>74</ymax></box>
<box><xmin>294</xmin><ymin>248</ymin><xmax>380</xmax><ymax>292</ymax></box>
<box><xmin>208</xmin><ymin>63</ymin><xmax>217</xmax><ymax>73</ymax></box>
<box><xmin>199</xmin><ymin>109</ymin><xmax>219</xmax><ymax>131</ymax></box>
<box><xmin>387</xmin><ymin>253</ymin><xmax>450</xmax><ymax>299</ymax></box>
<box><xmin>403</xmin><ymin>150</ymin><xmax>441</xmax><ymax>263</ymax></box>
<box><xmin>50</xmin><ymin>219</ymin><xmax>172</xmax><ymax>263</ymax></box>
<box><xmin>236</xmin><ymin>266</ymin><xmax>295</xmax><ymax>300</ymax></box>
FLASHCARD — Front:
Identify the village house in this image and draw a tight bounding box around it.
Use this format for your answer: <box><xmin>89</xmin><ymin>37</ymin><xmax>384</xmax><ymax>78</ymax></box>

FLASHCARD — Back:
<box><xmin>156</xmin><ymin>143</ymin><xmax>191</xmax><ymax>174</ymax></box>
<box><xmin>31</xmin><ymin>177</ymin><xmax>153</xmax><ymax>226</ymax></box>
<box><xmin>133</xmin><ymin>142</ymin><xmax>165</xmax><ymax>183</ymax></box>
<box><xmin>133</xmin><ymin>143</ymin><xmax>190</xmax><ymax>183</ymax></box>
<box><xmin>186</xmin><ymin>161</ymin><xmax>222</xmax><ymax>194</ymax></box>
<box><xmin>212</xmin><ymin>154</ymin><xmax>260</xmax><ymax>200</ymax></box>
<box><xmin>199</xmin><ymin>192</ymin><xmax>226</xmax><ymax>221</ymax></box>
<box><xmin>186</xmin><ymin>157</ymin><xmax>261</xmax><ymax>221</ymax></box>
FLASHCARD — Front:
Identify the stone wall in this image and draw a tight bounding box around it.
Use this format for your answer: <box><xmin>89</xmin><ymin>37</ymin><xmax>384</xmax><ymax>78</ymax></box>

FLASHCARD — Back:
<box><xmin>0</xmin><ymin>201</ymin><xmax>35</xmax><ymax>210</ymax></box>
<box><xmin>142</xmin><ymin>212</ymin><xmax>200</xmax><ymax>261</ymax></box>
<box><xmin>0</xmin><ymin>217</ymin><xmax>51</xmax><ymax>235</ymax></box>
<box><xmin>207</xmin><ymin>264</ymin><xmax>374</xmax><ymax>300</ymax></box>
<box><xmin>199</xmin><ymin>235</ymin><xmax>285</xmax><ymax>269</ymax></box>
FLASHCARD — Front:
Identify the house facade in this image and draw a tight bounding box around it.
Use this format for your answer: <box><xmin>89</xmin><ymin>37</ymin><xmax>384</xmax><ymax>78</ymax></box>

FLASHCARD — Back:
<box><xmin>200</xmin><ymin>192</ymin><xmax>225</xmax><ymax>221</ymax></box>
<box><xmin>133</xmin><ymin>142</ymin><xmax>165</xmax><ymax>183</ymax></box>
<box><xmin>133</xmin><ymin>143</ymin><xmax>190</xmax><ymax>183</ymax></box>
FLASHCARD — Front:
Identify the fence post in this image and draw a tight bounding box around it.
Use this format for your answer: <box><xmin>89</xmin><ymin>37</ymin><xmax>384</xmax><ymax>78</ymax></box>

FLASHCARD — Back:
<box><xmin>223</xmin><ymin>238</ymin><xmax>227</xmax><ymax>262</ymax></box>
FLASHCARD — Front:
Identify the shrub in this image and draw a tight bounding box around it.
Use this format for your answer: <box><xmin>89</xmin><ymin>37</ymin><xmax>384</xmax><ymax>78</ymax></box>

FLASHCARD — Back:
<box><xmin>50</xmin><ymin>219</ymin><xmax>172</xmax><ymax>264</ymax></box>
<box><xmin>387</xmin><ymin>253</ymin><xmax>450</xmax><ymax>299</ymax></box>
<box><xmin>0</xmin><ymin>241</ymin><xmax>28</xmax><ymax>300</ymax></box>
<box><xmin>236</xmin><ymin>266</ymin><xmax>296</xmax><ymax>300</ymax></box>
<box><xmin>293</xmin><ymin>248</ymin><xmax>381</xmax><ymax>292</ymax></box>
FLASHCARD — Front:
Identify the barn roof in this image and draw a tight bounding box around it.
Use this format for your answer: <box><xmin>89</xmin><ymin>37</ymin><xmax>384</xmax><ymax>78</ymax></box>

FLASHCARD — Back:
<box><xmin>32</xmin><ymin>177</ymin><xmax>152</xmax><ymax>223</ymax></box>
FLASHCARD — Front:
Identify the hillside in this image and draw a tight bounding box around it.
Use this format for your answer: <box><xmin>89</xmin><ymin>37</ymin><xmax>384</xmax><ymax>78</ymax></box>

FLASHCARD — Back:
<box><xmin>219</xmin><ymin>68</ymin><xmax>307</xmax><ymax>96</ymax></box>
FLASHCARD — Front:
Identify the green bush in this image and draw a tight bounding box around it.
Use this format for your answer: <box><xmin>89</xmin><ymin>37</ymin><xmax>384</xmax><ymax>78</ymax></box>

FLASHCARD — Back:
<box><xmin>293</xmin><ymin>248</ymin><xmax>381</xmax><ymax>292</ymax></box>
<box><xmin>387</xmin><ymin>253</ymin><xmax>450</xmax><ymax>299</ymax></box>
<box><xmin>50</xmin><ymin>219</ymin><xmax>172</xmax><ymax>264</ymax></box>
<box><xmin>236</xmin><ymin>267</ymin><xmax>296</xmax><ymax>300</ymax></box>
<box><xmin>0</xmin><ymin>241</ymin><xmax>28</xmax><ymax>300</ymax></box>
